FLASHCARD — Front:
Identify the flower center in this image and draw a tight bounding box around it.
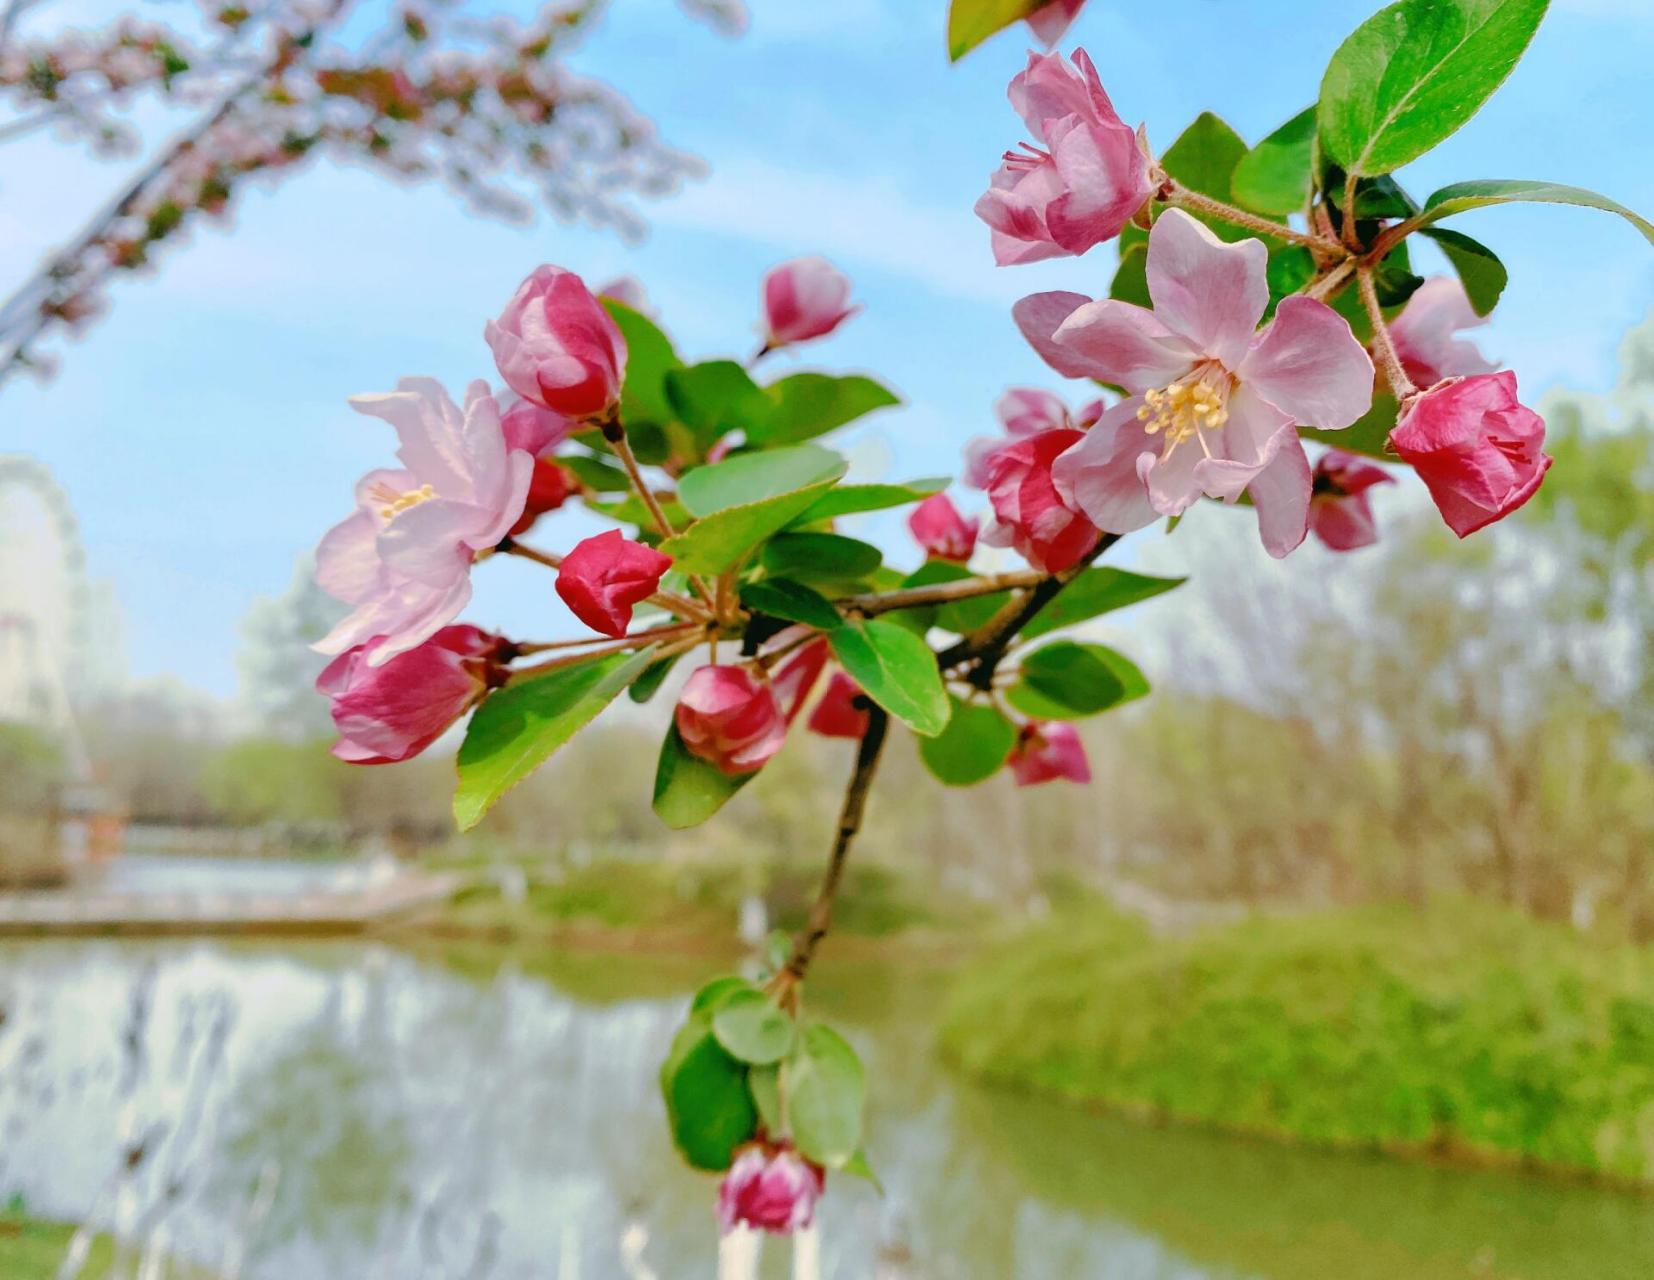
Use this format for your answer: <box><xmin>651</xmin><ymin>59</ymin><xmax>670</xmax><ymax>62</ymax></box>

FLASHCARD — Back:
<box><xmin>1002</xmin><ymin>141</ymin><xmax>1052</xmax><ymax>173</ymax></box>
<box><xmin>1136</xmin><ymin>366</ymin><xmax>1233</xmax><ymax>459</ymax></box>
<box><xmin>370</xmin><ymin>481</ymin><xmax>436</xmax><ymax>520</ymax></box>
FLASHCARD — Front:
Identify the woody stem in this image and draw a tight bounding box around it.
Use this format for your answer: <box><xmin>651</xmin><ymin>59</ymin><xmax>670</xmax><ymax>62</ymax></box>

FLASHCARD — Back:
<box><xmin>1161</xmin><ymin>180</ymin><xmax>1346</xmax><ymax>256</ymax></box>
<box><xmin>1357</xmin><ymin>268</ymin><xmax>1417</xmax><ymax>400</ymax></box>
<box><xmin>499</xmin><ymin>539</ymin><xmax>708</xmax><ymax>621</ymax></box>
<box><xmin>600</xmin><ymin>418</ymin><xmax>717</xmax><ymax>608</ymax></box>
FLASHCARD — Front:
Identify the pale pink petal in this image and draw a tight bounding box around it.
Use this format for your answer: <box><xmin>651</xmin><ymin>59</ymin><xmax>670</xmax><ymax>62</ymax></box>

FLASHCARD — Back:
<box><xmin>376</xmin><ymin>500</ymin><xmax>482</xmax><ymax>587</ymax></box>
<box><xmin>1238</xmin><ymin>296</ymin><xmax>1375</xmax><ymax>429</ymax></box>
<box><xmin>1050</xmin><ymin>299</ymin><xmax>1196</xmax><ymax>391</ymax></box>
<box><xmin>1025</xmin><ymin>0</ymin><xmax>1084</xmax><ymax>45</ymax></box>
<box><xmin>1044</xmin><ymin>115</ymin><xmax>1151</xmax><ymax>255</ymax></box>
<box><xmin>1050</xmin><ymin>399</ymin><xmax>1158</xmax><ymax>534</ymax></box>
<box><xmin>468</xmin><ymin>450</ymin><xmax>534</xmax><ymax>550</ymax></box>
<box><xmin>1145</xmin><ymin>209</ymin><xmax>1269</xmax><ymax>368</ymax></box>
<box><xmin>991</xmin><ymin>231</ymin><xmax>1069</xmax><ymax>266</ymax></box>
<box><xmin>1246</xmin><ymin>432</ymin><xmax>1314</xmax><ymax>558</ymax></box>
<box><xmin>314</xmin><ymin>509</ymin><xmax>385</xmax><ymax>605</ymax></box>
<box><xmin>349</xmin><ymin>377</ymin><xmax>470</xmax><ymax>498</ymax></box>
<box><xmin>1136</xmin><ymin>433</ymin><xmax>1204</xmax><ymax>517</ymax></box>
<box><xmin>1012</xmin><ymin>291</ymin><xmax>1099</xmax><ymax>378</ymax></box>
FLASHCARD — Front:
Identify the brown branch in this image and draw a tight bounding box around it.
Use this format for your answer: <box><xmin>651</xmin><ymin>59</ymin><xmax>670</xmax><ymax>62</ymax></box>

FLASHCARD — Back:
<box><xmin>1162</xmin><ymin>179</ymin><xmax>1345</xmax><ymax>255</ymax></box>
<box><xmin>777</xmin><ymin>704</ymin><xmax>890</xmax><ymax>994</ymax></box>
<box><xmin>833</xmin><ymin>569</ymin><xmax>1045</xmax><ymax>617</ymax></box>
<box><xmin>1358</xmin><ymin>267</ymin><xmax>1417</xmax><ymax>400</ymax></box>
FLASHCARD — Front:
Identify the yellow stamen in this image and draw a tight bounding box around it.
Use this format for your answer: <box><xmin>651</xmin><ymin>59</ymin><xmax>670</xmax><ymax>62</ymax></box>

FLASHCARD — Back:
<box><xmin>1137</xmin><ymin>366</ymin><xmax>1234</xmax><ymax>459</ymax></box>
<box><xmin>375</xmin><ymin>482</ymin><xmax>436</xmax><ymax>520</ymax></box>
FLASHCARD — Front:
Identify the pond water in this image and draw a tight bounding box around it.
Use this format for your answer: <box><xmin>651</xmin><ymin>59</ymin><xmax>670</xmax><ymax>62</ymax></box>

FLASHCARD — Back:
<box><xmin>0</xmin><ymin>937</ymin><xmax>1649</xmax><ymax>1280</ymax></box>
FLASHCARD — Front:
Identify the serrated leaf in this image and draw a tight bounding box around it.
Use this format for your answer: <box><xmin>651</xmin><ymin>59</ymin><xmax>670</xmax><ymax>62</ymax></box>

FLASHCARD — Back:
<box><xmin>454</xmin><ymin>649</ymin><xmax>658</xmax><ymax>830</ymax></box>
<box><xmin>628</xmin><ymin>652</ymin><xmax>682</xmax><ymax>704</ymax></box>
<box><xmin>653</xmin><ymin>724</ymin><xmax>758</xmax><ymax>829</ymax></box>
<box><xmin>1020</xmin><ymin>568</ymin><xmax>1186</xmax><ymax>639</ymax></box>
<box><xmin>660</xmin><ymin>479</ymin><xmax>842</xmax><ymax>574</ymax></box>
<box><xmin>793</xmin><ymin>478</ymin><xmax>949</xmax><ymax>524</ymax></box>
<box><xmin>661</xmin><ymin>1025</ymin><xmax>759</xmax><ymax>1171</ymax></box>
<box><xmin>784</xmin><ymin>1024</ymin><xmax>865</xmax><ymax>1170</ymax></box>
<box><xmin>1160</xmin><ymin>113</ymin><xmax>1255</xmax><ymax>243</ymax></box>
<box><xmin>1318</xmin><ymin>0</ymin><xmax>1550</xmax><ymax>177</ymax></box>
<box><xmin>665</xmin><ymin>360</ymin><xmax>771</xmax><ymax>451</ymax></box>
<box><xmin>1232</xmin><ymin>106</ymin><xmax>1317</xmax><ymax>217</ymax></box>
<box><xmin>712</xmin><ymin>989</ymin><xmax>796</xmax><ymax>1065</ymax></box>
<box><xmin>1411</xmin><ymin>179</ymin><xmax>1654</xmax><ymax>246</ymax></box>
<box><xmin>748</xmin><ymin>374</ymin><xmax>900</xmax><ymax>447</ymax></box>
<box><xmin>762</xmin><ymin>532</ymin><xmax>882</xmax><ymax>583</ymax></box>
<box><xmin>679</xmin><ymin>444</ymin><xmax>846</xmax><ymax>517</ymax></box>
<box><xmin>1418</xmin><ymin>226</ymin><xmax>1507</xmax><ymax>316</ymax></box>
<box><xmin>739</xmin><ymin>579</ymin><xmax>843</xmax><ymax>631</ymax></box>
<box><xmin>603</xmin><ymin>300</ymin><xmax>680</xmax><ymax>428</ymax></box>
<box><xmin>946</xmin><ymin>0</ymin><xmax>1043</xmax><ymax>59</ymax></box>
<box><xmin>829</xmin><ymin>620</ymin><xmax>950</xmax><ymax>737</ymax></box>
<box><xmin>919</xmin><ymin>697</ymin><xmax>1016</xmax><ymax>787</ymax></box>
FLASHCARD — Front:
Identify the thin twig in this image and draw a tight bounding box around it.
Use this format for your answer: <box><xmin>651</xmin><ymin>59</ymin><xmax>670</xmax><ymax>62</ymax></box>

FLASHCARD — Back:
<box><xmin>600</xmin><ymin>420</ymin><xmax>717</xmax><ymax>607</ymax></box>
<box><xmin>834</xmin><ymin>569</ymin><xmax>1045</xmax><ymax>617</ymax></box>
<box><xmin>505</xmin><ymin>626</ymin><xmax>701</xmax><ymax>681</ymax></box>
<box><xmin>1162</xmin><ymin>180</ymin><xmax>1345</xmax><ymax>255</ymax></box>
<box><xmin>1341</xmin><ymin>170</ymin><xmax>1362</xmax><ymax>251</ymax></box>
<box><xmin>1300</xmin><ymin>257</ymin><xmax>1356</xmax><ymax>303</ymax></box>
<box><xmin>1357</xmin><ymin>267</ymin><xmax>1417</xmax><ymax>400</ymax></box>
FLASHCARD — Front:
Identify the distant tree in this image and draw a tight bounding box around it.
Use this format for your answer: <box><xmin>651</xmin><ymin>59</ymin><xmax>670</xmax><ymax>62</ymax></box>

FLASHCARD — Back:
<box><xmin>238</xmin><ymin>554</ymin><xmax>344</xmax><ymax>740</ymax></box>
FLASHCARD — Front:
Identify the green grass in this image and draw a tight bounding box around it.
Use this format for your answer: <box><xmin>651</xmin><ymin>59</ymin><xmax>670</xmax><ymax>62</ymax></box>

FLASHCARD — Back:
<box><xmin>938</xmin><ymin>900</ymin><xmax>1654</xmax><ymax>1185</ymax></box>
<box><xmin>0</xmin><ymin>1212</ymin><xmax>208</xmax><ymax>1279</ymax></box>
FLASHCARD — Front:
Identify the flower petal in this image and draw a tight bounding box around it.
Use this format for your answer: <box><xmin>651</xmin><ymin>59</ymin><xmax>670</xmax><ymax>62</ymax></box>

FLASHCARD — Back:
<box><xmin>1050</xmin><ymin>398</ymin><xmax>1158</xmax><ymax>534</ymax></box>
<box><xmin>1012</xmin><ymin>291</ymin><xmax>1095</xmax><ymax>377</ymax></box>
<box><xmin>1145</xmin><ymin>209</ymin><xmax>1269</xmax><ymax>368</ymax></box>
<box><xmin>376</xmin><ymin>499</ymin><xmax>481</xmax><ymax>587</ymax></box>
<box><xmin>1239</xmin><ymin>296</ymin><xmax>1375</xmax><ymax>429</ymax></box>
<box><xmin>1245</xmin><ymin>431</ymin><xmax>1313</xmax><ymax>558</ymax></box>
<box><xmin>1051</xmin><ymin>299</ymin><xmax>1196</xmax><ymax>391</ymax></box>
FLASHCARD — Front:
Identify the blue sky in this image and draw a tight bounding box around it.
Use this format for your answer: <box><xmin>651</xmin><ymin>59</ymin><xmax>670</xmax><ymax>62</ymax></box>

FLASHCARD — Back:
<box><xmin>4</xmin><ymin>0</ymin><xmax>1653</xmax><ymax>698</ymax></box>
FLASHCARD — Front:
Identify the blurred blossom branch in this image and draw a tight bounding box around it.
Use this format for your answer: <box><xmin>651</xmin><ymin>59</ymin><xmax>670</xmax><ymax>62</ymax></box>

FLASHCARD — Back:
<box><xmin>0</xmin><ymin>0</ymin><xmax>727</xmax><ymax>389</ymax></box>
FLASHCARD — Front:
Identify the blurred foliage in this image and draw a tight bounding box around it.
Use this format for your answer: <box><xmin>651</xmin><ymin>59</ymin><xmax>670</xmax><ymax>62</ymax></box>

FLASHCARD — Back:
<box><xmin>939</xmin><ymin>901</ymin><xmax>1654</xmax><ymax>1185</ymax></box>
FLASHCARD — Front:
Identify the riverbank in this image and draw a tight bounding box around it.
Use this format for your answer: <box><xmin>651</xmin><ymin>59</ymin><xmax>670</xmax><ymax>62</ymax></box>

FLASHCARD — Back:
<box><xmin>938</xmin><ymin>900</ymin><xmax>1654</xmax><ymax>1190</ymax></box>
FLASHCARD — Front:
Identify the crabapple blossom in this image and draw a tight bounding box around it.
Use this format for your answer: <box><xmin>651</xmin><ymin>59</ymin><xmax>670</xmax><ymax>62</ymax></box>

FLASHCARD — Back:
<box><xmin>1387</xmin><ymin>276</ymin><xmax>1498</xmax><ymax>391</ymax></box>
<box><xmin>486</xmin><ymin>266</ymin><xmax>628</xmax><ymax>419</ymax></box>
<box><xmin>716</xmin><ymin>1144</ymin><xmax>824</xmax><ymax>1235</ymax></box>
<box><xmin>318</xmin><ymin>625</ymin><xmax>508</xmax><ymax>764</ymax></box>
<box><xmin>676</xmin><ymin>642</ymin><xmax>824</xmax><ymax>776</ymax></box>
<box><xmin>1008</xmin><ymin>721</ymin><xmax>1091</xmax><ymax>786</ymax></box>
<box><xmin>1309</xmin><ymin>451</ymin><xmax>1395</xmax><ymax>552</ymax></box>
<box><xmin>982</xmin><ymin>428</ymin><xmax>1100</xmax><ymax>572</ymax></box>
<box><xmin>555</xmin><ymin>530</ymin><xmax>673</xmax><ymax>638</ymax></box>
<box><xmin>808</xmin><ymin>671</ymin><xmax>871</xmax><ymax>740</ymax></box>
<box><xmin>1389</xmin><ymin>371</ymin><xmax>1552</xmax><ymax>537</ymax></box>
<box><xmin>975</xmin><ymin>50</ymin><xmax>1152</xmax><ymax>266</ymax></box>
<box><xmin>965</xmin><ymin>388</ymin><xmax>1104</xmax><ymax>487</ymax></box>
<box><xmin>313</xmin><ymin>378</ymin><xmax>532</xmax><ymax>666</ymax></box>
<box><xmin>908</xmin><ymin>493</ymin><xmax>980</xmax><ymax>562</ymax></box>
<box><xmin>500</xmin><ymin>400</ymin><xmax>578</xmax><ymax>535</ymax></box>
<box><xmin>1025</xmin><ymin>0</ymin><xmax>1088</xmax><ymax>46</ymax></box>
<box><xmin>762</xmin><ymin>258</ymin><xmax>858</xmax><ymax>347</ymax></box>
<box><xmin>1021</xmin><ymin>209</ymin><xmax>1373</xmax><ymax>557</ymax></box>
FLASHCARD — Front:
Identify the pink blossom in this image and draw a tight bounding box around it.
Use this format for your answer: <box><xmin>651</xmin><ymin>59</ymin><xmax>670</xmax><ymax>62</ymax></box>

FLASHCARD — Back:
<box><xmin>808</xmin><ymin>671</ymin><xmax>871</xmax><ymax>740</ymax></box>
<box><xmin>1008</xmin><ymin>721</ymin><xmax>1091</xmax><ymax>786</ymax></box>
<box><xmin>555</xmin><ymin>529</ymin><xmax>672</xmax><ymax>638</ymax></box>
<box><xmin>314</xmin><ymin>378</ymin><xmax>533</xmax><ymax>666</ymax></box>
<box><xmin>762</xmin><ymin>257</ymin><xmax>858</xmax><ymax>347</ymax></box>
<box><xmin>908</xmin><ymin>493</ymin><xmax>979</xmax><ymax>562</ymax></box>
<box><xmin>509</xmin><ymin>458</ymin><xmax>576</xmax><ymax>537</ymax></box>
<box><xmin>965</xmin><ymin>389</ymin><xmax>1104</xmax><ymax>487</ymax></box>
<box><xmin>1389</xmin><ymin>371</ymin><xmax>1551</xmax><ymax>537</ymax></box>
<box><xmin>1309</xmin><ymin>451</ymin><xmax>1394</xmax><ymax>552</ymax></box>
<box><xmin>1025</xmin><ymin>0</ymin><xmax>1087</xmax><ymax>45</ymax></box>
<box><xmin>975</xmin><ymin>50</ymin><xmax>1151</xmax><ymax>266</ymax></box>
<box><xmin>1387</xmin><ymin>276</ymin><xmax>1497</xmax><ymax>391</ymax></box>
<box><xmin>982</xmin><ymin>428</ymin><xmax>1100</xmax><ymax>572</ymax></box>
<box><xmin>716</xmin><ymin>1144</ymin><xmax>824</xmax><ymax>1236</ymax></box>
<box><xmin>1021</xmin><ymin>209</ymin><xmax>1373</xmax><ymax>558</ymax></box>
<box><xmin>676</xmin><ymin>665</ymin><xmax>787</xmax><ymax>776</ymax></box>
<box><xmin>318</xmin><ymin>626</ymin><xmax>507</xmax><ymax>764</ymax></box>
<box><xmin>485</xmin><ymin>265</ymin><xmax>628</xmax><ymax>419</ymax></box>
<box><xmin>500</xmin><ymin>399</ymin><xmax>576</xmax><ymax>457</ymax></box>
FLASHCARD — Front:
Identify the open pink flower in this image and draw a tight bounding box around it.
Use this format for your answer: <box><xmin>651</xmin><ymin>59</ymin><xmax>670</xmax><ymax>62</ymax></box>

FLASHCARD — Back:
<box><xmin>808</xmin><ymin>671</ymin><xmax>871</xmax><ymax>740</ymax></box>
<box><xmin>1008</xmin><ymin>721</ymin><xmax>1091</xmax><ymax>786</ymax></box>
<box><xmin>982</xmin><ymin>429</ymin><xmax>1099</xmax><ymax>572</ymax></box>
<box><xmin>318</xmin><ymin>625</ymin><xmax>507</xmax><ymax>764</ymax></box>
<box><xmin>975</xmin><ymin>50</ymin><xmax>1151</xmax><ymax>266</ymax></box>
<box><xmin>763</xmin><ymin>257</ymin><xmax>857</xmax><ymax>347</ymax></box>
<box><xmin>486</xmin><ymin>265</ymin><xmax>628</xmax><ymax>419</ymax></box>
<box><xmin>1025</xmin><ymin>0</ymin><xmax>1087</xmax><ymax>45</ymax></box>
<box><xmin>1389</xmin><ymin>371</ymin><xmax>1551</xmax><ymax>537</ymax></box>
<box><xmin>908</xmin><ymin>493</ymin><xmax>979</xmax><ymax>562</ymax></box>
<box><xmin>717</xmin><ymin>1144</ymin><xmax>824</xmax><ymax>1236</ymax></box>
<box><xmin>555</xmin><ymin>529</ymin><xmax>672</xmax><ymax>638</ymax></box>
<box><xmin>314</xmin><ymin>378</ymin><xmax>533</xmax><ymax>666</ymax></box>
<box><xmin>966</xmin><ymin>389</ymin><xmax>1104</xmax><ymax>487</ymax></box>
<box><xmin>1388</xmin><ymin>276</ymin><xmax>1497</xmax><ymax>391</ymax></box>
<box><xmin>1309</xmin><ymin>451</ymin><xmax>1394</xmax><ymax>552</ymax></box>
<box><xmin>1021</xmin><ymin>209</ymin><xmax>1373</xmax><ymax>558</ymax></box>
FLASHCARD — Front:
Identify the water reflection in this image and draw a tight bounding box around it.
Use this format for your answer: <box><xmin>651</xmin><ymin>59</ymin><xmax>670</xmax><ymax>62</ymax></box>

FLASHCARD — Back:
<box><xmin>0</xmin><ymin>939</ymin><xmax>1649</xmax><ymax>1279</ymax></box>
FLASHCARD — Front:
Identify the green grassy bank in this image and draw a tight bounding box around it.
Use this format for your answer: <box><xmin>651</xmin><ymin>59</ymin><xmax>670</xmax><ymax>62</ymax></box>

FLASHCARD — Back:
<box><xmin>0</xmin><ymin>1211</ymin><xmax>209</xmax><ymax>1279</ymax></box>
<box><xmin>938</xmin><ymin>901</ymin><xmax>1654</xmax><ymax>1186</ymax></box>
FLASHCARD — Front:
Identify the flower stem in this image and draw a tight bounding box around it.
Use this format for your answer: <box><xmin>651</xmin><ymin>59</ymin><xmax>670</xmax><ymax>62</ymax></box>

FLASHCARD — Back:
<box><xmin>1162</xmin><ymin>180</ymin><xmax>1345</xmax><ymax>255</ymax></box>
<box><xmin>511</xmin><ymin>621</ymin><xmax>703</xmax><ymax>656</ymax></box>
<box><xmin>833</xmin><ymin>569</ymin><xmax>1046</xmax><ymax>618</ymax></box>
<box><xmin>1300</xmin><ymin>258</ymin><xmax>1356</xmax><ymax>303</ymax></box>
<box><xmin>1340</xmin><ymin>171</ymin><xmax>1363</xmax><ymax>252</ymax></box>
<box><xmin>600</xmin><ymin>418</ymin><xmax>717</xmax><ymax>608</ymax></box>
<box><xmin>505</xmin><ymin>626</ymin><xmax>700</xmax><ymax>681</ymax></box>
<box><xmin>1357</xmin><ymin>267</ymin><xmax>1418</xmax><ymax>400</ymax></box>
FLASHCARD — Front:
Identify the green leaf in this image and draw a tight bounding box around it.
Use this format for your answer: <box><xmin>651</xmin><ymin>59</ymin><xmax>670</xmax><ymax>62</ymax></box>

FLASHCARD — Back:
<box><xmin>665</xmin><ymin>360</ymin><xmax>771</xmax><ymax>450</ymax></box>
<box><xmin>1110</xmin><ymin>244</ymin><xmax>1150</xmax><ymax>308</ymax></box>
<box><xmin>1013</xmin><ymin>641</ymin><xmax>1129</xmax><ymax>718</ymax></box>
<box><xmin>946</xmin><ymin>0</ymin><xmax>1042</xmax><ymax>60</ymax></box>
<box><xmin>712</xmin><ymin>989</ymin><xmax>796</xmax><ymax>1065</ymax></box>
<box><xmin>661</xmin><ymin>1022</ymin><xmax>759</xmax><ymax>1171</ymax></box>
<box><xmin>1318</xmin><ymin>0</ymin><xmax>1550</xmax><ymax>177</ymax></box>
<box><xmin>762</xmin><ymin>532</ymin><xmax>882</xmax><ymax>583</ymax></box>
<box><xmin>748</xmin><ymin>1064</ymin><xmax>783</xmax><ymax>1133</ymax></box>
<box><xmin>919</xmin><ymin>697</ymin><xmax>1016</xmax><ymax>786</ymax></box>
<box><xmin>739</xmin><ymin>579</ymin><xmax>843</xmax><ymax>631</ymax></box>
<box><xmin>1300</xmin><ymin>393</ymin><xmax>1399</xmax><ymax>459</ymax></box>
<box><xmin>896</xmin><ymin>561</ymin><xmax>1008</xmax><ymax>635</ymax></box>
<box><xmin>1020</xmin><ymin>569</ymin><xmax>1186</xmax><ymax>639</ymax></box>
<box><xmin>1419</xmin><ymin>226</ymin><xmax>1507</xmax><ymax>316</ymax></box>
<box><xmin>1232</xmin><ymin>106</ymin><xmax>1317</xmax><ymax>217</ymax></box>
<box><xmin>842</xmin><ymin>1148</ymin><xmax>883</xmax><ymax>1193</ymax></box>
<box><xmin>1006</xmin><ymin>644</ymin><xmax>1149</xmax><ymax>720</ymax></box>
<box><xmin>603</xmin><ymin>300</ymin><xmax>681</xmax><ymax>428</ymax></box>
<box><xmin>829</xmin><ymin>619</ymin><xmax>950</xmax><ymax>737</ymax></box>
<box><xmin>748</xmin><ymin>375</ymin><xmax>900</xmax><ymax>447</ymax></box>
<box><xmin>628</xmin><ymin>651</ymin><xmax>682</xmax><ymax>704</ymax></box>
<box><xmin>653</xmin><ymin>724</ymin><xmax>757</xmax><ymax>829</ymax></box>
<box><xmin>454</xmin><ymin>649</ymin><xmax>657</xmax><ymax>830</ymax></box>
<box><xmin>793</xmin><ymin>478</ymin><xmax>949</xmax><ymax>524</ymax></box>
<box><xmin>559</xmin><ymin>453</ymin><xmax>631</xmax><ymax>493</ymax></box>
<box><xmin>691</xmin><ymin>976</ymin><xmax>751</xmax><ymax>1016</ymax></box>
<box><xmin>1160</xmin><ymin>113</ymin><xmax>1255</xmax><ymax>242</ymax></box>
<box><xmin>1411</xmin><ymin>179</ymin><xmax>1654</xmax><ymax>246</ymax></box>
<box><xmin>660</xmin><ymin>479</ymin><xmax>842</xmax><ymax>574</ymax></box>
<box><xmin>784</xmin><ymin>1024</ymin><xmax>865</xmax><ymax>1170</ymax></box>
<box><xmin>678</xmin><ymin>444</ymin><xmax>846</xmax><ymax>517</ymax></box>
